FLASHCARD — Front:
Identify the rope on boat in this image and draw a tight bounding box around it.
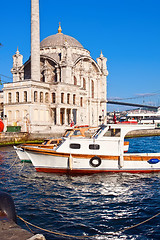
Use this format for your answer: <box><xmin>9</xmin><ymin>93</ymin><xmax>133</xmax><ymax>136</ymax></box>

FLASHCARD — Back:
<box><xmin>6</xmin><ymin>155</ymin><xmax>19</xmax><ymax>172</ymax></box>
<box><xmin>17</xmin><ymin>211</ymin><xmax>160</xmax><ymax>239</ymax></box>
<box><xmin>18</xmin><ymin>160</ymin><xmax>25</xmax><ymax>174</ymax></box>
<box><xmin>5</xmin><ymin>155</ymin><xmax>25</xmax><ymax>174</ymax></box>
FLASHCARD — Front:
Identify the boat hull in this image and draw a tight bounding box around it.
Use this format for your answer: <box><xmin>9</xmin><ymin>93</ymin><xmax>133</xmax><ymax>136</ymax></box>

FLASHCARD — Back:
<box><xmin>14</xmin><ymin>147</ymin><xmax>31</xmax><ymax>162</ymax></box>
<box><xmin>25</xmin><ymin>148</ymin><xmax>160</xmax><ymax>174</ymax></box>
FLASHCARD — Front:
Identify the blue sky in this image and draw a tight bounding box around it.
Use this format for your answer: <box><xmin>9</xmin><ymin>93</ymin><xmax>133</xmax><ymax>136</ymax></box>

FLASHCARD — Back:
<box><xmin>1</xmin><ymin>0</ymin><xmax>160</xmax><ymax>110</ymax></box>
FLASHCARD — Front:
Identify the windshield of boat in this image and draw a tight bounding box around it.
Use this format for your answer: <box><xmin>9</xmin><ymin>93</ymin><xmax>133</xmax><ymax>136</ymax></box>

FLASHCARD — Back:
<box><xmin>72</xmin><ymin>130</ymin><xmax>81</xmax><ymax>136</ymax></box>
<box><xmin>55</xmin><ymin>138</ymin><xmax>65</xmax><ymax>150</ymax></box>
<box><xmin>42</xmin><ymin>140</ymin><xmax>50</xmax><ymax>145</ymax></box>
<box><xmin>93</xmin><ymin>125</ymin><xmax>121</xmax><ymax>138</ymax></box>
<box><xmin>93</xmin><ymin>125</ymin><xmax>107</xmax><ymax>138</ymax></box>
<box><xmin>103</xmin><ymin>128</ymin><xmax>121</xmax><ymax>137</ymax></box>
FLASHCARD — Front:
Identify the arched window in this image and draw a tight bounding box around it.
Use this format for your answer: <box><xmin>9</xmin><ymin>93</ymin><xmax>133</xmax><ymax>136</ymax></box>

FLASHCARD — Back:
<box><xmin>83</xmin><ymin>78</ymin><xmax>86</xmax><ymax>89</ymax></box>
<box><xmin>73</xmin><ymin>94</ymin><xmax>76</xmax><ymax>105</ymax></box>
<box><xmin>40</xmin><ymin>92</ymin><xmax>43</xmax><ymax>103</ymax></box>
<box><xmin>91</xmin><ymin>80</ymin><xmax>94</xmax><ymax>98</ymax></box>
<box><xmin>24</xmin><ymin>91</ymin><xmax>27</xmax><ymax>102</ymax></box>
<box><xmin>45</xmin><ymin>92</ymin><xmax>49</xmax><ymax>103</ymax></box>
<box><xmin>67</xmin><ymin>93</ymin><xmax>70</xmax><ymax>104</ymax></box>
<box><xmin>41</xmin><ymin>71</ymin><xmax>45</xmax><ymax>82</ymax></box>
<box><xmin>61</xmin><ymin>93</ymin><xmax>64</xmax><ymax>103</ymax></box>
<box><xmin>8</xmin><ymin>92</ymin><xmax>12</xmax><ymax>103</ymax></box>
<box><xmin>80</xmin><ymin>97</ymin><xmax>83</xmax><ymax>107</ymax></box>
<box><xmin>16</xmin><ymin>92</ymin><xmax>19</xmax><ymax>102</ymax></box>
<box><xmin>34</xmin><ymin>91</ymin><xmax>38</xmax><ymax>102</ymax></box>
<box><xmin>52</xmin><ymin>93</ymin><xmax>56</xmax><ymax>103</ymax></box>
<box><xmin>74</xmin><ymin>76</ymin><xmax>77</xmax><ymax>85</ymax></box>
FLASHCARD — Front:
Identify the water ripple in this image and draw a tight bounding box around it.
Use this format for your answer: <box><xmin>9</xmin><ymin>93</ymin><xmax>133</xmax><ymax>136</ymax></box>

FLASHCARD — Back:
<box><xmin>0</xmin><ymin>139</ymin><xmax>160</xmax><ymax>239</ymax></box>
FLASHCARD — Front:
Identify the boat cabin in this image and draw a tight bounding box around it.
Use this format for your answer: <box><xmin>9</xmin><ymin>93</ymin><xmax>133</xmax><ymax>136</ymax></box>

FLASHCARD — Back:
<box><xmin>55</xmin><ymin>124</ymin><xmax>155</xmax><ymax>156</ymax></box>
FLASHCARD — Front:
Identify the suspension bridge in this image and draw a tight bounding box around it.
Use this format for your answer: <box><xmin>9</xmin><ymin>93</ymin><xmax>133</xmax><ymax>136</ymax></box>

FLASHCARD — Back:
<box><xmin>106</xmin><ymin>91</ymin><xmax>160</xmax><ymax>111</ymax></box>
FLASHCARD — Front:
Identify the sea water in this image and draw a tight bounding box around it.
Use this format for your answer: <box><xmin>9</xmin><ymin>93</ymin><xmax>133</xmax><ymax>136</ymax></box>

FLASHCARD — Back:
<box><xmin>0</xmin><ymin>136</ymin><xmax>160</xmax><ymax>239</ymax></box>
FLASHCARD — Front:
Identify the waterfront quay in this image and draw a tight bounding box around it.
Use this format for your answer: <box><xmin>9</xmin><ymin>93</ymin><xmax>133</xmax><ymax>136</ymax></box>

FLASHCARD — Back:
<box><xmin>0</xmin><ymin>220</ymin><xmax>46</xmax><ymax>240</ymax></box>
<box><xmin>0</xmin><ymin>131</ymin><xmax>63</xmax><ymax>146</ymax></box>
<box><xmin>0</xmin><ymin>220</ymin><xmax>33</xmax><ymax>240</ymax></box>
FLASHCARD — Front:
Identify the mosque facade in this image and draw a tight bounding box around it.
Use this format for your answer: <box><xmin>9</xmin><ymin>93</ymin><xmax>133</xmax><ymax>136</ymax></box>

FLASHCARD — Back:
<box><xmin>3</xmin><ymin>0</ymin><xmax>108</xmax><ymax>133</ymax></box>
<box><xmin>3</xmin><ymin>26</ymin><xmax>108</xmax><ymax>133</ymax></box>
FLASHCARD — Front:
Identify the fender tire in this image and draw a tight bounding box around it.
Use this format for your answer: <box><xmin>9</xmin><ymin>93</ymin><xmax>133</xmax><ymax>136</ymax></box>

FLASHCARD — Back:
<box><xmin>0</xmin><ymin>191</ymin><xmax>17</xmax><ymax>223</ymax></box>
<box><xmin>89</xmin><ymin>156</ymin><xmax>101</xmax><ymax>167</ymax></box>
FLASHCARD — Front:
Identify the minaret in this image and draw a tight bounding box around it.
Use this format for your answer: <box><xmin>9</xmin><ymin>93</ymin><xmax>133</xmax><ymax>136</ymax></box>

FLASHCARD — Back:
<box><xmin>13</xmin><ymin>47</ymin><xmax>23</xmax><ymax>69</ymax></box>
<box><xmin>96</xmin><ymin>51</ymin><xmax>108</xmax><ymax>76</ymax></box>
<box><xmin>11</xmin><ymin>47</ymin><xmax>24</xmax><ymax>82</ymax></box>
<box><xmin>31</xmin><ymin>0</ymin><xmax>40</xmax><ymax>81</ymax></box>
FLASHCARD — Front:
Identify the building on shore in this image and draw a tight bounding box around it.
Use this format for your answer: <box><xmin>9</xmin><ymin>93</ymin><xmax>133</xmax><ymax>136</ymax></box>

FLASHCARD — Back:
<box><xmin>2</xmin><ymin>0</ymin><xmax>108</xmax><ymax>133</ymax></box>
<box><xmin>3</xmin><ymin>27</ymin><xmax>108</xmax><ymax>133</ymax></box>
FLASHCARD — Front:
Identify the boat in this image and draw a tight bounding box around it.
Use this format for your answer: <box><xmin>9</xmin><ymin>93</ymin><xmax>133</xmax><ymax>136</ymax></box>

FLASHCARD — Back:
<box><xmin>21</xmin><ymin>124</ymin><xmax>160</xmax><ymax>174</ymax></box>
<box><xmin>127</xmin><ymin>108</ymin><xmax>160</xmax><ymax>126</ymax></box>
<box><xmin>119</xmin><ymin>117</ymin><xmax>138</xmax><ymax>124</ymax></box>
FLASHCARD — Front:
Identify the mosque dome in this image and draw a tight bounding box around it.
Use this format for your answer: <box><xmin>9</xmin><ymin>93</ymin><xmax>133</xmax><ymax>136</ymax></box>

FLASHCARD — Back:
<box><xmin>40</xmin><ymin>23</ymin><xmax>83</xmax><ymax>48</ymax></box>
<box><xmin>40</xmin><ymin>33</ymin><xmax>83</xmax><ymax>49</ymax></box>
<box><xmin>40</xmin><ymin>24</ymin><xmax>83</xmax><ymax>49</ymax></box>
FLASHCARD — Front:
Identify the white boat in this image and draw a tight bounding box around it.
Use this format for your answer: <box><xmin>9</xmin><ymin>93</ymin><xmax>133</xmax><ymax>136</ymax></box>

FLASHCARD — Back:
<box><xmin>127</xmin><ymin>108</ymin><xmax>160</xmax><ymax>126</ymax></box>
<box><xmin>15</xmin><ymin>126</ymin><xmax>129</xmax><ymax>162</ymax></box>
<box><xmin>22</xmin><ymin>124</ymin><xmax>160</xmax><ymax>174</ymax></box>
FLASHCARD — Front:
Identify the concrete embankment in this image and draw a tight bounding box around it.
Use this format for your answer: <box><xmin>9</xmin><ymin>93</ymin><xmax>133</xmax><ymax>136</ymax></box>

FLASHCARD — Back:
<box><xmin>0</xmin><ymin>220</ymin><xmax>46</xmax><ymax>240</ymax></box>
<box><xmin>125</xmin><ymin>128</ymin><xmax>160</xmax><ymax>138</ymax></box>
<box><xmin>0</xmin><ymin>132</ymin><xmax>63</xmax><ymax>146</ymax></box>
<box><xmin>0</xmin><ymin>129</ymin><xmax>160</xmax><ymax>145</ymax></box>
<box><xmin>0</xmin><ymin>220</ymin><xmax>33</xmax><ymax>240</ymax></box>
<box><xmin>0</xmin><ymin>191</ymin><xmax>46</xmax><ymax>240</ymax></box>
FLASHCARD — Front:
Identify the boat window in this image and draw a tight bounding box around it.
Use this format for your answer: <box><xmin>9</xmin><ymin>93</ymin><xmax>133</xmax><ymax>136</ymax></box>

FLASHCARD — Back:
<box><xmin>50</xmin><ymin>140</ymin><xmax>58</xmax><ymax>144</ymax></box>
<box><xmin>42</xmin><ymin>140</ymin><xmax>49</xmax><ymax>145</ymax></box>
<box><xmin>89</xmin><ymin>144</ymin><xmax>100</xmax><ymax>150</ymax></box>
<box><xmin>104</xmin><ymin>128</ymin><xmax>121</xmax><ymax>137</ymax></box>
<box><xmin>56</xmin><ymin>140</ymin><xmax>62</xmax><ymax>147</ymax></box>
<box><xmin>72</xmin><ymin>130</ymin><xmax>81</xmax><ymax>136</ymax></box>
<box><xmin>69</xmin><ymin>143</ymin><xmax>81</xmax><ymax>149</ymax></box>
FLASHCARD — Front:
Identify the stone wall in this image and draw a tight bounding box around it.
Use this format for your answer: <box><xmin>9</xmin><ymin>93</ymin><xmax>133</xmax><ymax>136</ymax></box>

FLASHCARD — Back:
<box><xmin>0</xmin><ymin>132</ymin><xmax>29</xmax><ymax>145</ymax></box>
<box><xmin>0</xmin><ymin>131</ymin><xmax>63</xmax><ymax>145</ymax></box>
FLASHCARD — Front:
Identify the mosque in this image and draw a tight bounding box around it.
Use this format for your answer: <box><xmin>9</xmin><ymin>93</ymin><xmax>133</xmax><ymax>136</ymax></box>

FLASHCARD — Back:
<box><xmin>3</xmin><ymin>0</ymin><xmax>108</xmax><ymax>133</ymax></box>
